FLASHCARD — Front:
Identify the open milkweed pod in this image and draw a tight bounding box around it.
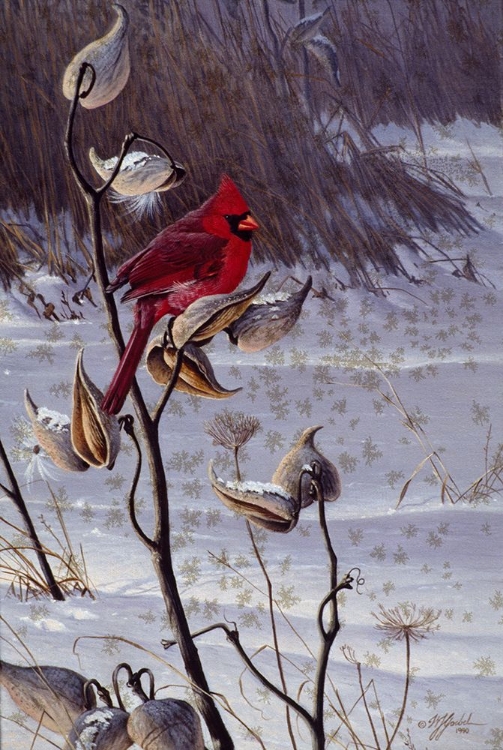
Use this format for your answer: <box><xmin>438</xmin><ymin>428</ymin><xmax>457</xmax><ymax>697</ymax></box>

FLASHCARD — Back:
<box><xmin>208</xmin><ymin>461</ymin><xmax>299</xmax><ymax>533</ymax></box>
<box><xmin>227</xmin><ymin>276</ymin><xmax>312</xmax><ymax>352</ymax></box>
<box><xmin>146</xmin><ymin>338</ymin><xmax>241</xmax><ymax>399</ymax></box>
<box><xmin>24</xmin><ymin>390</ymin><xmax>89</xmax><ymax>473</ymax></box>
<box><xmin>72</xmin><ymin>350</ymin><xmax>121</xmax><ymax>469</ymax></box>
<box><xmin>62</xmin><ymin>3</ymin><xmax>129</xmax><ymax>108</ymax></box>
<box><xmin>272</xmin><ymin>426</ymin><xmax>341</xmax><ymax>508</ymax></box>
<box><xmin>170</xmin><ymin>272</ymin><xmax>270</xmax><ymax>349</ymax></box>
<box><xmin>88</xmin><ymin>148</ymin><xmax>186</xmax><ymax>196</ymax></box>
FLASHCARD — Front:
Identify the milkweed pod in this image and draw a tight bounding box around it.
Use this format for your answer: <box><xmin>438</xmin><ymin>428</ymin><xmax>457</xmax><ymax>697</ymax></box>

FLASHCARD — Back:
<box><xmin>304</xmin><ymin>35</ymin><xmax>340</xmax><ymax>86</ymax></box>
<box><xmin>170</xmin><ymin>272</ymin><xmax>270</xmax><ymax>349</ymax></box>
<box><xmin>0</xmin><ymin>660</ymin><xmax>94</xmax><ymax>736</ymax></box>
<box><xmin>208</xmin><ymin>461</ymin><xmax>299</xmax><ymax>532</ymax></box>
<box><xmin>127</xmin><ymin>698</ymin><xmax>204</xmax><ymax>750</ymax></box>
<box><xmin>72</xmin><ymin>350</ymin><xmax>121</xmax><ymax>469</ymax></box>
<box><xmin>146</xmin><ymin>338</ymin><xmax>241</xmax><ymax>399</ymax></box>
<box><xmin>272</xmin><ymin>426</ymin><xmax>341</xmax><ymax>508</ymax></box>
<box><xmin>227</xmin><ymin>276</ymin><xmax>312</xmax><ymax>352</ymax></box>
<box><xmin>24</xmin><ymin>390</ymin><xmax>89</xmax><ymax>473</ymax></box>
<box><xmin>62</xmin><ymin>3</ymin><xmax>130</xmax><ymax>108</ymax></box>
<box><xmin>288</xmin><ymin>9</ymin><xmax>330</xmax><ymax>46</ymax></box>
<box><xmin>65</xmin><ymin>707</ymin><xmax>132</xmax><ymax>750</ymax></box>
<box><xmin>88</xmin><ymin>148</ymin><xmax>186</xmax><ymax>196</ymax></box>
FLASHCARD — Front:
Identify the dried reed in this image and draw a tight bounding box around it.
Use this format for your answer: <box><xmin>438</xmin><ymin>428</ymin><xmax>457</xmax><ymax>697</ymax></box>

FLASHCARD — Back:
<box><xmin>1</xmin><ymin>0</ymin><xmax>496</xmax><ymax>287</ymax></box>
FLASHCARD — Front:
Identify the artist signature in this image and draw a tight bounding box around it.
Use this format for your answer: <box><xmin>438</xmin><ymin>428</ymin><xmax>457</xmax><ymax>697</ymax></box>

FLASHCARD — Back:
<box><xmin>418</xmin><ymin>712</ymin><xmax>484</xmax><ymax>741</ymax></box>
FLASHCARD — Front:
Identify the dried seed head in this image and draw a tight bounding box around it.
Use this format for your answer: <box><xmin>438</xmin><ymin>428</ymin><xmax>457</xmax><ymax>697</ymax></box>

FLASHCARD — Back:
<box><xmin>204</xmin><ymin>410</ymin><xmax>261</xmax><ymax>450</ymax></box>
<box><xmin>372</xmin><ymin>604</ymin><xmax>441</xmax><ymax>642</ymax></box>
<box><xmin>227</xmin><ymin>276</ymin><xmax>312</xmax><ymax>352</ymax></box>
<box><xmin>146</xmin><ymin>338</ymin><xmax>240</xmax><ymax>399</ymax></box>
<box><xmin>272</xmin><ymin>426</ymin><xmax>341</xmax><ymax>507</ymax></box>
<box><xmin>62</xmin><ymin>4</ymin><xmax>130</xmax><ymax>108</ymax></box>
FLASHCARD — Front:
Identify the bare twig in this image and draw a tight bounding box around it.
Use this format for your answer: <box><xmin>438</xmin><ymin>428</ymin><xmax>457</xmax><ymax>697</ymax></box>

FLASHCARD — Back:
<box><xmin>0</xmin><ymin>440</ymin><xmax>64</xmax><ymax>601</ymax></box>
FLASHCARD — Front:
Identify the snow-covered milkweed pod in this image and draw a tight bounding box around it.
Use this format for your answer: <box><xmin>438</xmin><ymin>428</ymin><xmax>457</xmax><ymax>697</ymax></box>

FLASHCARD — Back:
<box><xmin>146</xmin><ymin>338</ymin><xmax>241</xmax><ymax>399</ymax></box>
<box><xmin>89</xmin><ymin>149</ymin><xmax>186</xmax><ymax>197</ymax></box>
<box><xmin>65</xmin><ymin>707</ymin><xmax>132</xmax><ymax>750</ymax></box>
<box><xmin>62</xmin><ymin>4</ymin><xmax>130</xmax><ymax>108</ymax></box>
<box><xmin>170</xmin><ymin>272</ymin><xmax>270</xmax><ymax>349</ymax></box>
<box><xmin>71</xmin><ymin>350</ymin><xmax>121</xmax><ymax>470</ymax></box>
<box><xmin>288</xmin><ymin>9</ymin><xmax>330</xmax><ymax>47</ymax></box>
<box><xmin>208</xmin><ymin>461</ymin><xmax>300</xmax><ymax>532</ymax></box>
<box><xmin>303</xmin><ymin>35</ymin><xmax>340</xmax><ymax>86</ymax></box>
<box><xmin>272</xmin><ymin>426</ymin><xmax>341</xmax><ymax>508</ymax></box>
<box><xmin>0</xmin><ymin>660</ymin><xmax>94</xmax><ymax>736</ymax></box>
<box><xmin>227</xmin><ymin>276</ymin><xmax>312</xmax><ymax>352</ymax></box>
<box><xmin>24</xmin><ymin>390</ymin><xmax>89</xmax><ymax>473</ymax></box>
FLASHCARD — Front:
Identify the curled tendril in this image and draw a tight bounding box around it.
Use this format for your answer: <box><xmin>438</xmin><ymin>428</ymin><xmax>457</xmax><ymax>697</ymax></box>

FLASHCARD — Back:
<box><xmin>118</xmin><ymin>414</ymin><xmax>135</xmax><ymax>435</ymax></box>
<box><xmin>297</xmin><ymin>459</ymin><xmax>323</xmax><ymax>506</ymax></box>
<box><xmin>78</xmin><ymin>62</ymin><xmax>97</xmax><ymax>99</ymax></box>
<box><xmin>223</xmin><ymin>613</ymin><xmax>238</xmax><ymax>632</ymax></box>
<box><xmin>347</xmin><ymin>567</ymin><xmax>365</xmax><ymax>594</ymax></box>
<box><xmin>309</xmin><ymin>459</ymin><xmax>322</xmax><ymax>481</ymax></box>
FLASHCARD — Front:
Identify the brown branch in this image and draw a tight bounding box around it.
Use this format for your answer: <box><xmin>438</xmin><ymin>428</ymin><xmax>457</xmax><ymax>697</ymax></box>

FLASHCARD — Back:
<box><xmin>0</xmin><ymin>440</ymin><xmax>65</xmax><ymax>601</ymax></box>
<box><xmin>63</xmin><ymin>63</ymin><xmax>235</xmax><ymax>750</ymax></box>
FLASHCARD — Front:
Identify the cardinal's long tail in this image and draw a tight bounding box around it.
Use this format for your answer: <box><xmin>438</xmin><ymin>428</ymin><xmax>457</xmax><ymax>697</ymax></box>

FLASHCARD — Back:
<box><xmin>101</xmin><ymin>310</ymin><xmax>153</xmax><ymax>415</ymax></box>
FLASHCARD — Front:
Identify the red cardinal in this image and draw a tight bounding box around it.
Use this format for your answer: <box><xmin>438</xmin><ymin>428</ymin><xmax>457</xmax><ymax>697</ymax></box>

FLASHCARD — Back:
<box><xmin>101</xmin><ymin>175</ymin><xmax>259</xmax><ymax>415</ymax></box>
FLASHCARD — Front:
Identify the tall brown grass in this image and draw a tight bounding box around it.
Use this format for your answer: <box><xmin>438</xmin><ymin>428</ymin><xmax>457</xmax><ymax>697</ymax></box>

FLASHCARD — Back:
<box><xmin>1</xmin><ymin>0</ymin><xmax>497</xmax><ymax>289</ymax></box>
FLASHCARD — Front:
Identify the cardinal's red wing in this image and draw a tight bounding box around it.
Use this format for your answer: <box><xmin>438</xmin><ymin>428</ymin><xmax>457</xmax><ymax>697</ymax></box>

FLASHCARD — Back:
<box><xmin>122</xmin><ymin>230</ymin><xmax>227</xmax><ymax>301</ymax></box>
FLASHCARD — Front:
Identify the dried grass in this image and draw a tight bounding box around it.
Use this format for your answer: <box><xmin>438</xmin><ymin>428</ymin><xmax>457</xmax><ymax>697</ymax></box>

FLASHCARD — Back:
<box><xmin>1</xmin><ymin>0</ymin><xmax>497</xmax><ymax>287</ymax></box>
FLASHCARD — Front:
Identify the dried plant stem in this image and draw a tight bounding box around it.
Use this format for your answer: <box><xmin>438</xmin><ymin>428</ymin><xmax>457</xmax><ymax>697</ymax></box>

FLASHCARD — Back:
<box><xmin>366</xmin><ymin>359</ymin><xmax>461</xmax><ymax>504</ymax></box>
<box><xmin>246</xmin><ymin>521</ymin><xmax>298</xmax><ymax>750</ymax></box>
<box><xmin>0</xmin><ymin>440</ymin><xmax>65</xmax><ymax>601</ymax></box>
<box><xmin>356</xmin><ymin>665</ymin><xmax>381</xmax><ymax>750</ymax></box>
<box><xmin>64</xmin><ymin>64</ymin><xmax>234</xmax><ymax>750</ymax></box>
<box><xmin>312</xmin><ymin>479</ymin><xmax>339</xmax><ymax>749</ymax></box>
<box><xmin>165</xmin><ymin>621</ymin><xmax>315</xmax><ymax>731</ymax></box>
<box><xmin>385</xmin><ymin>632</ymin><xmax>411</xmax><ymax>749</ymax></box>
<box><xmin>120</xmin><ymin>416</ymin><xmax>154</xmax><ymax>550</ymax></box>
<box><xmin>152</xmin><ymin>345</ymin><xmax>185</xmax><ymax>426</ymax></box>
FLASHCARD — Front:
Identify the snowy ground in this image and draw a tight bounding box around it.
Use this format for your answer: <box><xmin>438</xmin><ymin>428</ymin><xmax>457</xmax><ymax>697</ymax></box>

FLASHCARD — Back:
<box><xmin>1</xmin><ymin>121</ymin><xmax>502</xmax><ymax>749</ymax></box>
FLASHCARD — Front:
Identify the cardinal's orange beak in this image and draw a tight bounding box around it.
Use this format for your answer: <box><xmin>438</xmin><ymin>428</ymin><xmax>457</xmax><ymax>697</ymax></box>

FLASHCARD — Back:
<box><xmin>238</xmin><ymin>214</ymin><xmax>259</xmax><ymax>232</ymax></box>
